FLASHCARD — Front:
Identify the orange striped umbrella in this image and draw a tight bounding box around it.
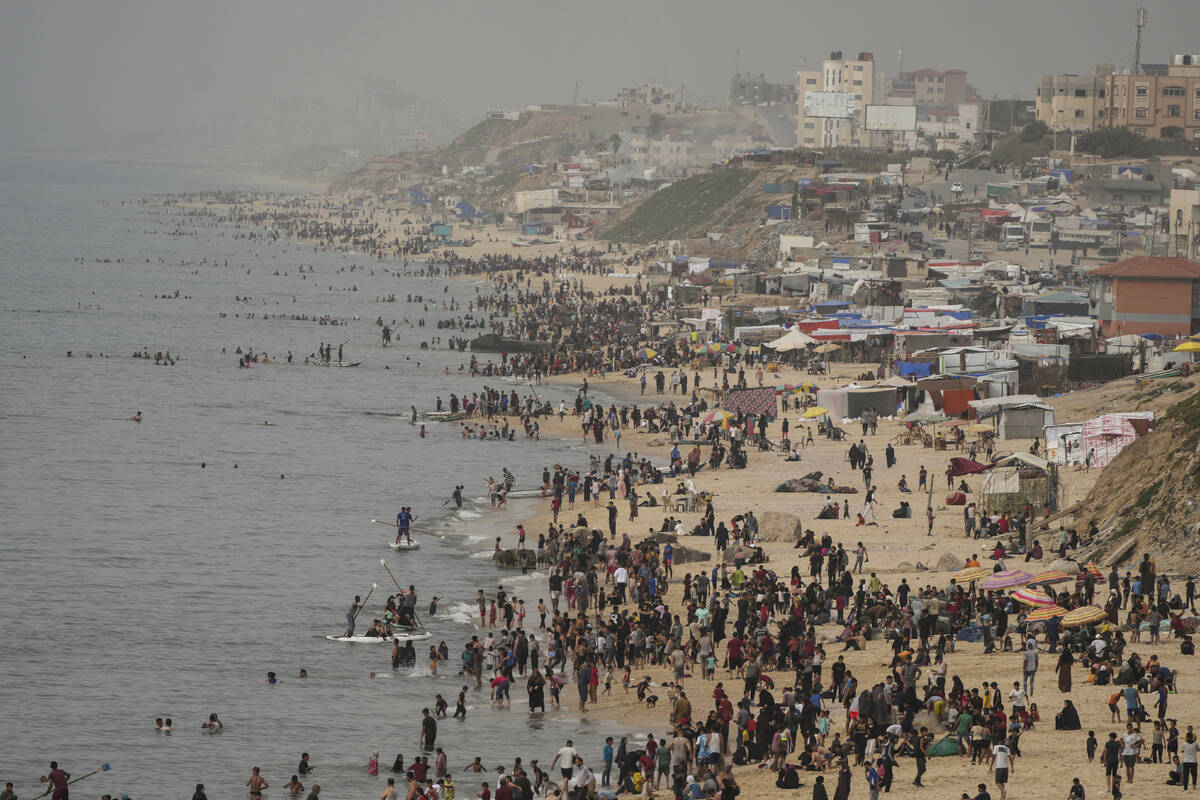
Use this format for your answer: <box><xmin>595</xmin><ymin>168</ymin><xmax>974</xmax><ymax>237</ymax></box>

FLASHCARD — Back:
<box><xmin>1030</xmin><ymin>570</ymin><xmax>1073</xmax><ymax>585</ymax></box>
<box><xmin>1083</xmin><ymin>562</ymin><xmax>1107</xmax><ymax>582</ymax></box>
<box><xmin>1061</xmin><ymin>605</ymin><xmax>1107</xmax><ymax>627</ymax></box>
<box><xmin>1012</xmin><ymin>587</ymin><xmax>1055</xmax><ymax>606</ymax></box>
<box><xmin>1026</xmin><ymin>605</ymin><xmax>1068</xmax><ymax>621</ymax></box>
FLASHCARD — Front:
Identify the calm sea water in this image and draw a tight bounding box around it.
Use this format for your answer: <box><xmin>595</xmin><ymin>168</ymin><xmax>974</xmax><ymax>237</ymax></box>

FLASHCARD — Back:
<box><xmin>0</xmin><ymin>155</ymin><xmax>628</xmax><ymax>799</ymax></box>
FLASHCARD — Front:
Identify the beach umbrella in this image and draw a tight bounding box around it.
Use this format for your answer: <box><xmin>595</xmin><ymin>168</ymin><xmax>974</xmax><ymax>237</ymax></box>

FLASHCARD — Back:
<box><xmin>1026</xmin><ymin>604</ymin><xmax>1069</xmax><ymax>621</ymax></box>
<box><xmin>800</xmin><ymin>381</ymin><xmax>817</xmax><ymax>391</ymax></box>
<box><xmin>702</xmin><ymin>409</ymin><xmax>734</xmax><ymax>428</ymax></box>
<box><xmin>952</xmin><ymin>566</ymin><xmax>992</xmax><ymax>583</ymax></box>
<box><xmin>694</xmin><ymin>343</ymin><xmax>722</xmax><ymax>354</ymax></box>
<box><xmin>813</xmin><ymin>342</ymin><xmax>841</xmax><ymax>354</ymax></box>
<box><xmin>1061</xmin><ymin>605</ymin><xmax>1106</xmax><ymax>628</ymax></box>
<box><xmin>801</xmin><ymin>406</ymin><xmax>829</xmax><ymax>419</ymax></box>
<box><xmin>1030</xmin><ymin>570</ymin><xmax>1073</xmax><ymax>585</ymax></box>
<box><xmin>981</xmin><ymin>569</ymin><xmax>1034</xmax><ymax>590</ymax></box>
<box><xmin>1011</xmin><ymin>587</ymin><xmax>1055</xmax><ymax>606</ymax></box>
<box><xmin>635</xmin><ymin>347</ymin><xmax>657</xmax><ymax>360</ymax></box>
<box><xmin>965</xmin><ymin>423</ymin><xmax>991</xmax><ymax>433</ymax></box>
<box><xmin>1082</xmin><ymin>562</ymin><xmax>1106</xmax><ymax>581</ymax></box>
<box><xmin>723</xmin><ymin>343</ymin><xmax>742</xmax><ymax>353</ymax></box>
<box><xmin>1173</xmin><ymin>341</ymin><xmax>1200</xmax><ymax>352</ymax></box>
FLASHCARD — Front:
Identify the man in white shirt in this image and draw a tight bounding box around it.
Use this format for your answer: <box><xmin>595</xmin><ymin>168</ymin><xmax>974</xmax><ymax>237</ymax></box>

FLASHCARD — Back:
<box><xmin>1122</xmin><ymin>723</ymin><xmax>1143</xmax><ymax>783</ymax></box>
<box><xmin>1181</xmin><ymin>730</ymin><xmax>1199</xmax><ymax>789</ymax></box>
<box><xmin>551</xmin><ymin>740</ymin><xmax>578</xmax><ymax>781</ymax></box>
<box><xmin>990</xmin><ymin>742</ymin><xmax>1014</xmax><ymax>800</ymax></box>
<box><xmin>613</xmin><ymin>566</ymin><xmax>629</xmax><ymax>604</ymax></box>
<box><xmin>1007</xmin><ymin>682</ymin><xmax>1027</xmax><ymax>716</ymax></box>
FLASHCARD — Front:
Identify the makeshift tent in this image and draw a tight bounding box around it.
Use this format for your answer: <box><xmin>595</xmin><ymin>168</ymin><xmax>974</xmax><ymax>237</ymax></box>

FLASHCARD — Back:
<box><xmin>998</xmin><ymin>403</ymin><xmax>1055</xmax><ymax>440</ymax></box>
<box><xmin>1044</xmin><ymin>422</ymin><xmax>1084</xmax><ymax>465</ymax></box>
<box><xmin>722</xmin><ymin>387</ymin><xmax>778</xmax><ymax>420</ymax></box>
<box><xmin>816</xmin><ymin>387</ymin><xmax>899</xmax><ymax>419</ymax></box>
<box><xmin>1080</xmin><ymin>413</ymin><xmax>1153</xmax><ymax>469</ymax></box>
<box><xmin>981</xmin><ymin>452</ymin><xmax>1057</xmax><ymax>514</ymax></box>
<box><xmin>896</xmin><ymin>361</ymin><xmax>934</xmax><ymax>378</ymax></box>
<box><xmin>764</xmin><ymin>328</ymin><xmax>818</xmax><ymax>351</ymax></box>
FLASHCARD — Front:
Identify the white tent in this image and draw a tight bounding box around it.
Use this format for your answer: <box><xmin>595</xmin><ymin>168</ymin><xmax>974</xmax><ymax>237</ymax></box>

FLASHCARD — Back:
<box><xmin>765</xmin><ymin>328</ymin><xmax>818</xmax><ymax>351</ymax></box>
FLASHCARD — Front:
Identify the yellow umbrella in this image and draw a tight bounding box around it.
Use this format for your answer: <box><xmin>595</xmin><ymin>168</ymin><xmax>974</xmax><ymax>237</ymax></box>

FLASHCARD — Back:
<box><xmin>1026</xmin><ymin>605</ymin><xmax>1068</xmax><ymax>621</ymax></box>
<box><xmin>952</xmin><ymin>566</ymin><xmax>992</xmax><ymax>583</ymax></box>
<box><xmin>801</xmin><ymin>406</ymin><xmax>829</xmax><ymax>419</ymax></box>
<box><xmin>1172</xmin><ymin>341</ymin><xmax>1200</xmax><ymax>352</ymax></box>
<box><xmin>1061</xmin><ymin>605</ymin><xmax>1107</xmax><ymax>628</ymax></box>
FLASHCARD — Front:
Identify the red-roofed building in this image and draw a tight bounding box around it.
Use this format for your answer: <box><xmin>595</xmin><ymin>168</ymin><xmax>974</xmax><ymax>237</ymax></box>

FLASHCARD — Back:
<box><xmin>1087</xmin><ymin>256</ymin><xmax>1200</xmax><ymax>336</ymax></box>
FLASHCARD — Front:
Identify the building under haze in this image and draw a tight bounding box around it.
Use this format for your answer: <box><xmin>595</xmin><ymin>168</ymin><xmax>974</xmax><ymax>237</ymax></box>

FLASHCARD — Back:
<box><xmin>795</xmin><ymin>51</ymin><xmax>881</xmax><ymax>149</ymax></box>
<box><xmin>1035</xmin><ymin>65</ymin><xmax>1114</xmax><ymax>133</ymax></box>
<box><xmin>1103</xmin><ymin>54</ymin><xmax>1200</xmax><ymax>141</ymax></box>
<box><xmin>731</xmin><ymin>74</ymin><xmax>798</xmax><ymax>106</ymax></box>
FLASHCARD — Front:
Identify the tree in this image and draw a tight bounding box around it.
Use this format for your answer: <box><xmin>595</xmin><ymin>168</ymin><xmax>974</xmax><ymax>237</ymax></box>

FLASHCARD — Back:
<box><xmin>1076</xmin><ymin>127</ymin><xmax>1151</xmax><ymax>158</ymax></box>
<box><xmin>1020</xmin><ymin>120</ymin><xmax>1050</xmax><ymax>142</ymax></box>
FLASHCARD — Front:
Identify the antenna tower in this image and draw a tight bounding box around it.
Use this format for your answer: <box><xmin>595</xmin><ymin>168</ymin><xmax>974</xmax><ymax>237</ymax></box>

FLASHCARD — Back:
<box><xmin>1133</xmin><ymin>7</ymin><xmax>1147</xmax><ymax>75</ymax></box>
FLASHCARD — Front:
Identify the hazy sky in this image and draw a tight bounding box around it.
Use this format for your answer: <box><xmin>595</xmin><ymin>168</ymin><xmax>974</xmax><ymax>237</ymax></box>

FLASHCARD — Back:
<box><xmin>2</xmin><ymin>0</ymin><xmax>1198</xmax><ymax>150</ymax></box>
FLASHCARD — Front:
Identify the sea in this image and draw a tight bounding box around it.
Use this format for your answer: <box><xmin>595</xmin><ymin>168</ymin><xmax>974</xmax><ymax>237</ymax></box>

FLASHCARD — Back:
<box><xmin>0</xmin><ymin>154</ymin><xmax>631</xmax><ymax>799</ymax></box>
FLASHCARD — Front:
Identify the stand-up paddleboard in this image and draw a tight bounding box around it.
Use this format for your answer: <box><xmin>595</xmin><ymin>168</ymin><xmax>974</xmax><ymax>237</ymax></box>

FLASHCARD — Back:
<box><xmin>326</xmin><ymin>630</ymin><xmax>433</xmax><ymax>643</ymax></box>
<box><xmin>371</xmin><ymin>519</ymin><xmax>444</xmax><ymax>539</ymax></box>
<box><xmin>388</xmin><ymin>539</ymin><xmax>421</xmax><ymax>551</ymax></box>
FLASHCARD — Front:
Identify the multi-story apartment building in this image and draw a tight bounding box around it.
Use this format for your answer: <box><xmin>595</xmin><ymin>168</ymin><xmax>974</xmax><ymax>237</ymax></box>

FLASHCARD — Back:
<box><xmin>795</xmin><ymin>51</ymin><xmax>880</xmax><ymax>149</ymax></box>
<box><xmin>1104</xmin><ymin>54</ymin><xmax>1200</xmax><ymax>141</ymax></box>
<box><xmin>1035</xmin><ymin>65</ymin><xmax>1114</xmax><ymax>132</ymax></box>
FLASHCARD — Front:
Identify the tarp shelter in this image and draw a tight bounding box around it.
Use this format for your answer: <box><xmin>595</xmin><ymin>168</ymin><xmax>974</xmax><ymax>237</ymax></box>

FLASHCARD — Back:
<box><xmin>949</xmin><ymin>457</ymin><xmax>992</xmax><ymax>476</ymax></box>
<box><xmin>896</xmin><ymin>361</ymin><xmax>934</xmax><ymax>378</ymax></box>
<box><xmin>999</xmin><ymin>403</ymin><xmax>1055</xmax><ymax>440</ymax></box>
<box><xmin>981</xmin><ymin>452</ymin><xmax>1055</xmax><ymax>514</ymax></box>
<box><xmin>1044</xmin><ymin>422</ymin><xmax>1084</xmax><ymax>466</ymax></box>
<box><xmin>1081</xmin><ymin>412</ymin><xmax>1154</xmax><ymax>469</ymax></box>
<box><xmin>765</xmin><ymin>328</ymin><xmax>818</xmax><ymax>351</ymax></box>
<box><xmin>723</xmin><ymin>387</ymin><xmax>779</xmax><ymax>420</ymax></box>
<box><xmin>816</xmin><ymin>387</ymin><xmax>899</xmax><ymax>419</ymax></box>
<box><xmin>968</xmin><ymin>395</ymin><xmax>1042</xmax><ymax>421</ymax></box>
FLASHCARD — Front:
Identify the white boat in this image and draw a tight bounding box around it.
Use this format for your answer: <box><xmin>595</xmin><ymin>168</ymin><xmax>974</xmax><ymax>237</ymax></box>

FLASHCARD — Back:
<box><xmin>326</xmin><ymin>630</ymin><xmax>433</xmax><ymax>644</ymax></box>
<box><xmin>388</xmin><ymin>540</ymin><xmax>421</xmax><ymax>551</ymax></box>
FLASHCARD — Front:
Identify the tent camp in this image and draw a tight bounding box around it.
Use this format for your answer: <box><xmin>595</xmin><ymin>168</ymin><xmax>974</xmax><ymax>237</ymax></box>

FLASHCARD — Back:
<box><xmin>998</xmin><ymin>403</ymin><xmax>1055</xmax><ymax>440</ymax></box>
<box><xmin>765</xmin><ymin>328</ymin><xmax>818</xmax><ymax>351</ymax></box>
<box><xmin>816</xmin><ymin>386</ymin><xmax>899</xmax><ymax>419</ymax></box>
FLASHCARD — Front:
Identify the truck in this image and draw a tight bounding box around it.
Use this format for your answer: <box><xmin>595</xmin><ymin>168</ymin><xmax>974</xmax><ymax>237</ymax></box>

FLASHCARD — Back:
<box><xmin>1026</xmin><ymin>220</ymin><xmax>1053</xmax><ymax>248</ymax></box>
<box><xmin>1000</xmin><ymin>222</ymin><xmax>1026</xmax><ymax>247</ymax></box>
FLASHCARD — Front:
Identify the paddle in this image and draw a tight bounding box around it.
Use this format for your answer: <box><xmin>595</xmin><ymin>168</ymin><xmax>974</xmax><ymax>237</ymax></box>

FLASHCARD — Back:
<box><xmin>344</xmin><ymin>583</ymin><xmax>376</xmax><ymax>635</ymax></box>
<box><xmin>37</xmin><ymin>764</ymin><xmax>110</xmax><ymax>798</ymax></box>
<box><xmin>371</xmin><ymin>520</ymin><xmax>444</xmax><ymax>539</ymax></box>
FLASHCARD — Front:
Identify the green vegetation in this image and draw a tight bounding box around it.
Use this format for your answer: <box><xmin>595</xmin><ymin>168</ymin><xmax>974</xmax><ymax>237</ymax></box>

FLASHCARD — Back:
<box><xmin>1021</xmin><ymin>120</ymin><xmax>1050</xmax><ymax>142</ymax></box>
<box><xmin>1135</xmin><ymin>480</ymin><xmax>1162</xmax><ymax>509</ymax></box>
<box><xmin>990</xmin><ymin>131</ymin><xmax>1051</xmax><ymax>164</ymax></box>
<box><xmin>1117</xmin><ymin>517</ymin><xmax>1141</xmax><ymax>538</ymax></box>
<box><xmin>1166</xmin><ymin>385</ymin><xmax>1200</xmax><ymax>433</ymax></box>
<box><xmin>599</xmin><ymin>168</ymin><xmax>757</xmax><ymax>243</ymax></box>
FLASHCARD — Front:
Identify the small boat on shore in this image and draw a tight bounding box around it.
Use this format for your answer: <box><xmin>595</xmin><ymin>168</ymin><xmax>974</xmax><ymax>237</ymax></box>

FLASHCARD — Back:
<box><xmin>420</xmin><ymin>411</ymin><xmax>468</xmax><ymax>421</ymax></box>
<box><xmin>309</xmin><ymin>361</ymin><xmax>362</xmax><ymax>367</ymax></box>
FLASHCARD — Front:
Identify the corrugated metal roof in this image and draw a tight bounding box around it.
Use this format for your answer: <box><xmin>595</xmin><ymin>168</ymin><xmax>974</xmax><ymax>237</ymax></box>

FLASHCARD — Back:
<box><xmin>1089</xmin><ymin>256</ymin><xmax>1200</xmax><ymax>279</ymax></box>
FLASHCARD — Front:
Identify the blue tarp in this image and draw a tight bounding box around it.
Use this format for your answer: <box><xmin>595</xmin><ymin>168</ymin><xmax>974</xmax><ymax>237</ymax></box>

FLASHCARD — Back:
<box><xmin>814</xmin><ymin>300</ymin><xmax>851</xmax><ymax>309</ymax></box>
<box><xmin>455</xmin><ymin>201</ymin><xmax>483</xmax><ymax>219</ymax></box>
<box><xmin>766</xmin><ymin>205</ymin><xmax>793</xmax><ymax>220</ymax></box>
<box><xmin>896</xmin><ymin>361</ymin><xmax>934</xmax><ymax>378</ymax></box>
<box><xmin>409</xmin><ymin>189</ymin><xmax>431</xmax><ymax>205</ymax></box>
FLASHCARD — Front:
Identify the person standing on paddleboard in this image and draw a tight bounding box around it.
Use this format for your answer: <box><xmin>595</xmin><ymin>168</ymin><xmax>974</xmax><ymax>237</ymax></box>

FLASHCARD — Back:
<box><xmin>396</xmin><ymin>507</ymin><xmax>415</xmax><ymax>546</ymax></box>
<box><xmin>41</xmin><ymin>761</ymin><xmax>70</xmax><ymax>800</ymax></box>
<box><xmin>346</xmin><ymin>595</ymin><xmax>362</xmax><ymax>637</ymax></box>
